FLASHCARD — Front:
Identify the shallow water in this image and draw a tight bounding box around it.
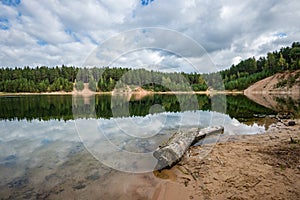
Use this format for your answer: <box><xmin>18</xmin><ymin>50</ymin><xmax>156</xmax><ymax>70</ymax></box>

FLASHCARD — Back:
<box><xmin>0</xmin><ymin>94</ymin><xmax>289</xmax><ymax>199</ymax></box>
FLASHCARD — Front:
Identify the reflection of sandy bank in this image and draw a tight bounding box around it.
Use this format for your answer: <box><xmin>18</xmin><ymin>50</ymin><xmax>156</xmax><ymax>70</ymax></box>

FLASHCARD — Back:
<box><xmin>245</xmin><ymin>92</ymin><xmax>300</xmax><ymax>113</ymax></box>
<box><xmin>112</xmin><ymin>86</ymin><xmax>153</xmax><ymax>101</ymax></box>
<box><xmin>132</xmin><ymin>87</ymin><xmax>153</xmax><ymax>100</ymax></box>
<box><xmin>72</xmin><ymin>83</ymin><xmax>97</xmax><ymax>105</ymax></box>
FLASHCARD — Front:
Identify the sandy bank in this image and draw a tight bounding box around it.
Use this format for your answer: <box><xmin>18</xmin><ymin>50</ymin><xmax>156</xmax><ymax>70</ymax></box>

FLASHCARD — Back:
<box><xmin>245</xmin><ymin>69</ymin><xmax>300</xmax><ymax>95</ymax></box>
<box><xmin>154</xmin><ymin>119</ymin><xmax>300</xmax><ymax>199</ymax></box>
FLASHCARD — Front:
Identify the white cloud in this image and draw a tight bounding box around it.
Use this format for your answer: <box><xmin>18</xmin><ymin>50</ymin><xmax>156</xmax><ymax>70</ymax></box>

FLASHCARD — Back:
<box><xmin>19</xmin><ymin>1</ymin><xmax>71</xmax><ymax>44</ymax></box>
<box><xmin>232</xmin><ymin>56</ymin><xmax>242</xmax><ymax>66</ymax></box>
<box><xmin>0</xmin><ymin>0</ymin><xmax>299</xmax><ymax>71</ymax></box>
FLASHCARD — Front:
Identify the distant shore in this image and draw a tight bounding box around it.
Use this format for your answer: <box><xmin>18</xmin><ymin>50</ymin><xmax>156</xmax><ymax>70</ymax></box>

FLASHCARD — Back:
<box><xmin>0</xmin><ymin>90</ymin><xmax>244</xmax><ymax>96</ymax></box>
<box><xmin>2</xmin><ymin>89</ymin><xmax>300</xmax><ymax>97</ymax></box>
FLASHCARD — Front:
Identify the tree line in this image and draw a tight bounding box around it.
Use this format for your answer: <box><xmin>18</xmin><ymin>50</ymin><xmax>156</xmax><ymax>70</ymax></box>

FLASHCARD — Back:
<box><xmin>0</xmin><ymin>65</ymin><xmax>208</xmax><ymax>93</ymax></box>
<box><xmin>82</xmin><ymin>67</ymin><xmax>208</xmax><ymax>92</ymax></box>
<box><xmin>0</xmin><ymin>42</ymin><xmax>299</xmax><ymax>92</ymax></box>
<box><xmin>0</xmin><ymin>65</ymin><xmax>78</xmax><ymax>92</ymax></box>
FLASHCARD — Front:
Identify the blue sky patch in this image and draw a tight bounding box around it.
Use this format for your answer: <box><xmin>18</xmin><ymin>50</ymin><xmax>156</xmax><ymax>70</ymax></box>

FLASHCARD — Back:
<box><xmin>141</xmin><ymin>0</ymin><xmax>154</xmax><ymax>6</ymax></box>
<box><xmin>275</xmin><ymin>32</ymin><xmax>287</xmax><ymax>38</ymax></box>
<box><xmin>87</xmin><ymin>35</ymin><xmax>99</xmax><ymax>45</ymax></box>
<box><xmin>41</xmin><ymin>138</ymin><xmax>52</xmax><ymax>145</ymax></box>
<box><xmin>37</xmin><ymin>40</ymin><xmax>48</xmax><ymax>46</ymax></box>
<box><xmin>0</xmin><ymin>18</ymin><xmax>9</xmax><ymax>30</ymax></box>
<box><xmin>65</xmin><ymin>28</ymin><xmax>81</xmax><ymax>42</ymax></box>
<box><xmin>1</xmin><ymin>0</ymin><xmax>21</xmax><ymax>6</ymax></box>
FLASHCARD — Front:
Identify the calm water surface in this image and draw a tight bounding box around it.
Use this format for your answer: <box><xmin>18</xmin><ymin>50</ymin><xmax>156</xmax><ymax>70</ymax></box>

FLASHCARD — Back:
<box><xmin>0</xmin><ymin>94</ymin><xmax>295</xmax><ymax>199</ymax></box>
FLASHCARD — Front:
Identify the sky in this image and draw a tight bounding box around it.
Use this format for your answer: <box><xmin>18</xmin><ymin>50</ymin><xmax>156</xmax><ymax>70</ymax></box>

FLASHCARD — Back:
<box><xmin>0</xmin><ymin>0</ymin><xmax>300</xmax><ymax>73</ymax></box>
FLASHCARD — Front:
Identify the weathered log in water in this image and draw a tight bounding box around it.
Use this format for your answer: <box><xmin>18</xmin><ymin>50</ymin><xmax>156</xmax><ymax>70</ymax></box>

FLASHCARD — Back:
<box><xmin>153</xmin><ymin>126</ymin><xmax>224</xmax><ymax>170</ymax></box>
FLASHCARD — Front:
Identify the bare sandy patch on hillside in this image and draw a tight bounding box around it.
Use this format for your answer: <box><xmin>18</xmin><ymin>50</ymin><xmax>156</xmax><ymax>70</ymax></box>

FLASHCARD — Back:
<box><xmin>244</xmin><ymin>69</ymin><xmax>300</xmax><ymax>95</ymax></box>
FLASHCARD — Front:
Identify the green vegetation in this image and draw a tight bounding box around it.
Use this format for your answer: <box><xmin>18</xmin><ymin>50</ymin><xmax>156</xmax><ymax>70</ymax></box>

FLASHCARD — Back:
<box><xmin>276</xmin><ymin>79</ymin><xmax>288</xmax><ymax>88</ymax></box>
<box><xmin>0</xmin><ymin>66</ymin><xmax>208</xmax><ymax>93</ymax></box>
<box><xmin>88</xmin><ymin>79</ymin><xmax>97</xmax><ymax>91</ymax></box>
<box><xmin>274</xmin><ymin>72</ymin><xmax>300</xmax><ymax>89</ymax></box>
<box><xmin>0</xmin><ymin>42</ymin><xmax>300</xmax><ymax>92</ymax></box>
<box><xmin>0</xmin><ymin>65</ymin><xmax>77</xmax><ymax>93</ymax></box>
<box><xmin>75</xmin><ymin>80</ymin><xmax>84</xmax><ymax>91</ymax></box>
<box><xmin>96</xmin><ymin>67</ymin><xmax>208</xmax><ymax>92</ymax></box>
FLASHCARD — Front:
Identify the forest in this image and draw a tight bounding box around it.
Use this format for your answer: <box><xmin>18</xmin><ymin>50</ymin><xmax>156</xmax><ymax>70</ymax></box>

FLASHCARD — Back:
<box><xmin>0</xmin><ymin>65</ymin><xmax>78</xmax><ymax>93</ymax></box>
<box><xmin>0</xmin><ymin>42</ymin><xmax>299</xmax><ymax>92</ymax></box>
<box><xmin>0</xmin><ymin>65</ymin><xmax>208</xmax><ymax>92</ymax></box>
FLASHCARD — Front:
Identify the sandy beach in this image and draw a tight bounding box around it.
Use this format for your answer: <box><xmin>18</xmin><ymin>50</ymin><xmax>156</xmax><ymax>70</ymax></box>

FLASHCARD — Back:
<box><xmin>153</xmin><ymin>119</ymin><xmax>300</xmax><ymax>200</ymax></box>
<box><xmin>0</xmin><ymin>85</ymin><xmax>244</xmax><ymax>97</ymax></box>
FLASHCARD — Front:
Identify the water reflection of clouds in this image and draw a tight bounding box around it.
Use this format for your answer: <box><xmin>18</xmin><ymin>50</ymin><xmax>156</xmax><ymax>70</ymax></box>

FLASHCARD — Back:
<box><xmin>0</xmin><ymin>120</ymin><xmax>78</xmax><ymax>167</ymax></box>
<box><xmin>76</xmin><ymin>110</ymin><xmax>265</xmax><ymax>172</ymax></box>
<box><xmin>225</xmin><ymin>118</ymin><xmax>265</xmax><ymax>135</ymax></box>
<box><xmin>93</xmin><ymin>110</ymin><xmax>265</xmax><ymax>143</ymax></box>
<box><xmin>0</xmin><ymin>111</ymin><xmax>265</xmax><ymax>172</ymax></box>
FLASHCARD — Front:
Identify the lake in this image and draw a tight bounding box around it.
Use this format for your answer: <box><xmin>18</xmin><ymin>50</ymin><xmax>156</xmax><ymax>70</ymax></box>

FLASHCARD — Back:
<box><xmin>0</xmin><ymin>93</ymin><xmax>297</xmax><ymax>199</ymax></box>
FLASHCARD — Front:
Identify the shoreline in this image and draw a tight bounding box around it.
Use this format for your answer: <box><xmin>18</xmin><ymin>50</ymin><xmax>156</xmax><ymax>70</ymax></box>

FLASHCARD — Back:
<box><xmin>0</xmin><ymin>90</ymin><xmax>244</xmax><ymax>96</ymax></box>
<box><xmin>2</xmin><ymin>89</ymin><xmax>300</xmax><ymax>97</ymax></box>
<box><xmin>2</xmin><ymin>90</ymin><xmax>300</xmax><ymax>97</ymax></box>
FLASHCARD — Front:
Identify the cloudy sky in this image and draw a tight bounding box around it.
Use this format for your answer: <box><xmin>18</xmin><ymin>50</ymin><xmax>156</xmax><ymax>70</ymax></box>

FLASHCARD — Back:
<box><xmin>0</xmin><ymin>0</ymin><xmax>299</xmax><ymax>73</ymax></box>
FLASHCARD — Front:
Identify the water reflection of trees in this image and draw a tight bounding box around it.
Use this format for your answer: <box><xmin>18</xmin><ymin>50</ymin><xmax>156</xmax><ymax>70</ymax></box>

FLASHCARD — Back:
<box><xmin>245</xmin><ymin>92</ymin><xmax>300</xmax><ymax>118</ymax></box>
<box><xmin>0</xmin><ymin>95</ymin><xmax>74</xmax><ymax>121</ymax></box>
<box><xmin>275</xmin><ymin>96</ymin><xmax>300</xmax><ymax>117</ymax></box>
<box><xmin>226</xmin><ymin>95</ymin><xmax>277</xmax><ymax>120</ymax></box>
<box><xmin>0</xmin><ymin>94</ymin><xmax>290</xmax><ymax>121</ymax></box>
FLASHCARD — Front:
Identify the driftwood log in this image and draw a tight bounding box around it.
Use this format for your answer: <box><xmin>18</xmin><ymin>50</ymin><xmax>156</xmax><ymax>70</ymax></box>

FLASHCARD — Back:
<box><xmin>153</xmin><ymin>126</ymin><xmax>224</xmax><ymax>170</ymax></box>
